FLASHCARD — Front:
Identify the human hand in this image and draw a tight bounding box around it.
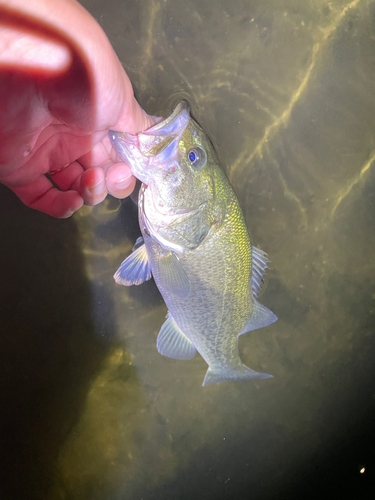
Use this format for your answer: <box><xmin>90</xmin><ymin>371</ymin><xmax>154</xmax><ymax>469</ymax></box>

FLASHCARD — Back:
<box><xmin>0</xmin><ymin>0</ymin><xmax>155</xmax><ymax>218</ymax></box>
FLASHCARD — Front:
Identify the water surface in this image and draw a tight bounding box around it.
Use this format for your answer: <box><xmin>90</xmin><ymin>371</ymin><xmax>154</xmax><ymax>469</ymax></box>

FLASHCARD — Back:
<box><xmin>1</xmin><ymin>0</ymin><xmax>375</xmax><ymax>498</ymax></box>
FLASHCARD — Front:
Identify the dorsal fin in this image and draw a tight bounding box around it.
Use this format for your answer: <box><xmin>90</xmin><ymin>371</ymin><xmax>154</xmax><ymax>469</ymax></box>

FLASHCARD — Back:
<box><xmin>251</xmin><ymin>246</ymin><xmax>270</xmax><ymax>298</ymax></box>
<box><xmin>239</xmin><ymin>300</ymin><xmax>278</xmax><ymax>336</ymax></box>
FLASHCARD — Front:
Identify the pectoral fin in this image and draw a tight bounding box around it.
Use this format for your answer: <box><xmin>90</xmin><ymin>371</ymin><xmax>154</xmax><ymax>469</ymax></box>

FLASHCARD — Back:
<box><xmin>158</xmin><ymin>252</ymin><xmax>191</xmax><ymax>299</ymax></box>
<box><xmin>239</xmin><ymin>300</ymin><xmax>277</xmax><ymax>335</ymax></box>
<box><xmin>157</xmin><ymin>312</ymin><xmax>197</xmax><ymax>360</ymax></box>
<box><xmin>114</xmin><ymin>238</ymin><xmax>152</xmax><ymax>286</ymax></box>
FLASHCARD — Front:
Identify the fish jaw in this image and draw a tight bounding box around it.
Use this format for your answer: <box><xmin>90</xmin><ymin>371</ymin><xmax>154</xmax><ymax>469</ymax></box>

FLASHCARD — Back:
<box><xmin>137</xmin><ymin>100</ymin><xmax>190</xmax><ymax>157</ymax></box>
<box><xmin>109</xmin><ymin>101</ymin><xmax>190</xmax><ymax>184</ymax></box>
<box><xmin>109</xmin><ymin>131</ymin><xmax>151</xmax><ymax>184</ymax></box>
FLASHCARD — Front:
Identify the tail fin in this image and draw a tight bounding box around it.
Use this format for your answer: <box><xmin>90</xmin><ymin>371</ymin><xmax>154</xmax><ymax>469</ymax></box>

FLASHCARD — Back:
<box><xmin>202</xmin><ymin>365</ymin><xmax>273</xmax><ymax>387</ymax></box>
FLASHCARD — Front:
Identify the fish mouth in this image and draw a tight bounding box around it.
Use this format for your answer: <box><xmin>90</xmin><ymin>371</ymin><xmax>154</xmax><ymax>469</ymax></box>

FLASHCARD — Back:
<box><xmin>109</xmin><ymin>100</ymin><xmax>191</xmax><ymax>184</ymax></box>
<box><xmin>138</xmin><ymin>100</ymin><xmax>190</xmax><ymax>156</ymax></box>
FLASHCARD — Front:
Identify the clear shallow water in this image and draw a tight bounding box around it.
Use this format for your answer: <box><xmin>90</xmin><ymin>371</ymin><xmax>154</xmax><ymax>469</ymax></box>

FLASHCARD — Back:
<box><xmin>1</xmin><ymin>0</ymin><xmax>375</xmax><ymax>498</ymax></box>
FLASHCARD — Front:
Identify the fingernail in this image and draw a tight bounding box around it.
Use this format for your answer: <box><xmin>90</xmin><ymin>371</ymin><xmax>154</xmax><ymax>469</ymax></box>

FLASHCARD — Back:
<box><xmin>61</xmin><ymin>209</ymin><xmax>75</xmax><ymax>219</ymax></box>
<box><xmin>88</xmin><ymin>180</ymin><xmax>105</xmax><ymax>195</ymax></box>
<box><xmin>115</xmin><ymin>175</ymin><xmax>133</xmax><ymax>190</ymax></box>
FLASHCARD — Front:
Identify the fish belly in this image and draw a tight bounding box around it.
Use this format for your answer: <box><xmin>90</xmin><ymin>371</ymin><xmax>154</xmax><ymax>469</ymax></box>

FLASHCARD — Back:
<box><xmin>143</xmin><ymin>211</ymin><xmax>251</xmax><ymax>372</ymax></box>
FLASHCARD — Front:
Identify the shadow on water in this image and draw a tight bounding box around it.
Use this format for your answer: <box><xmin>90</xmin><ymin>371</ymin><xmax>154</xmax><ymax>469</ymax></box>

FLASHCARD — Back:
<box><xmin>0</xmin><ymin>185</ymin><xmax>141</xmax><ymax>500</ymax></box>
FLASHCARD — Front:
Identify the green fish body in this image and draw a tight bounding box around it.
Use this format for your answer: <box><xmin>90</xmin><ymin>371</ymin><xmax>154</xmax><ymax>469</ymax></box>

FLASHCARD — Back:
<box><xmin>110</xmin><ymin>101</ymin><xmax>277</xmax><ymax>386</ymax></box>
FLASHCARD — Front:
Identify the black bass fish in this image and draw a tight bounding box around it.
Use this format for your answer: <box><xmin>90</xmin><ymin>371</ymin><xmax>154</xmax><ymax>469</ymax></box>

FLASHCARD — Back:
<box><xmin>110</xmin><ymin>101</ymin><xmax>277</xmax><ymax>386</ymax></box>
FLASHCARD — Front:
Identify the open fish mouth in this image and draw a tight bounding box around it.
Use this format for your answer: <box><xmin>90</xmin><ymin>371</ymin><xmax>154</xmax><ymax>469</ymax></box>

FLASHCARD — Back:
<box><xmin>109</xmin><ymin>101</ymin><xmax>191</xmax><ymax>184</ymax></box>
<box><xmin>137</xmin><ymin>100</ymin><xmax>190</xmax><ymax>157</ymax></box>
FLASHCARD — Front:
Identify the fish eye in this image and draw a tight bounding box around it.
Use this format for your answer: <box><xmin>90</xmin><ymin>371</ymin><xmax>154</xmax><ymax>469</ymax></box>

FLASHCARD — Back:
<box><xmin>187</xmin><ymin>147</ymin><xmax>207</xmax><ymax>168</ymax></box>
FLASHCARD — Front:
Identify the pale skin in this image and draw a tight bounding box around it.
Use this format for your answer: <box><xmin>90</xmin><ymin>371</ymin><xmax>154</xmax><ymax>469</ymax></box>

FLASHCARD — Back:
<box><xmin>0</xmin><ymin>0</ymin><xmax>155</xmax><ymax>218</ymax></box>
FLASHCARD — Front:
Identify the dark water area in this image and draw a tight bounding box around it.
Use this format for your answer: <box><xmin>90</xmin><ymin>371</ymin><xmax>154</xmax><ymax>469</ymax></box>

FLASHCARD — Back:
<box><xmin>1</xmin><ymin>0</ymin><xmax>375</xmax><ymax>499</ymax></box>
